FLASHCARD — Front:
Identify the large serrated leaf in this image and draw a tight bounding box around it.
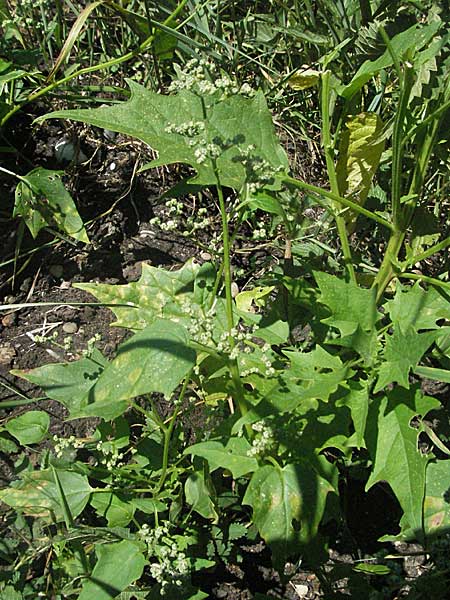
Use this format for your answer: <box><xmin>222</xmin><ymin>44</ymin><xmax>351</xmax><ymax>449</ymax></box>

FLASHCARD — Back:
<box><xmin>243</xmin><ymin>462</ymin><xmax>335</xmax><ymax>568</ymax></box>
<box><xmin>14</xmin><ymin>168</ymin><xmax>88</xmax><ymax>243</ymax></box>
<box><xmin>78</xmin><ymin>540</ymin><xmax>146</xmax><ymax>600</ymax></box>
<box><xmin>336</xmin><ymin>112</ymin><xmax>384</xmax><ymax>232</ymax></box>
<box><xmin>75</xmin><ymin>259</ymin><xmax>213</xmax><ymax>330</ymax></box>
<box><xmin>36</xmin><ymin>81</ymin><xmax>288</xmax><ymax>190</ymax></box>
<box><xmin>375</xmin><ymin>328</ymin><xmax>436</xmax><ymax>393</ymax></box>
<box><xmin>365</xmin><ymin>387</ymin><xmax>440</xmax><ymax>535</ymax></box>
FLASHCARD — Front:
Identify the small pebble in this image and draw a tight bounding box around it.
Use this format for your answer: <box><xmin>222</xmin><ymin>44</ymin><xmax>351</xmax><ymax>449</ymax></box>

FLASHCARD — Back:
<box><xmin>60</xmin><ymin>280</ymin><xmax>71</xmax><ymax>290</ymax></box>
<box><xmin>2</xmin><ymin>313</ymin><xmax>17</xmax><ymax>327</ymax></box>
<box><xmin>231</xmin><ymin>282</ymin><xmax>239</xmax><ymax>298</ymax></box>
<box><xmin>200</xmin><ymin>252</ymin><xmax>212</xmax><ymax>261</ymax></box>
<box><xmin>109</xmin><ymin>162</ymin><xmax>116</xmax><ymax>171</ymax></box>
<box><xmin>292</xmin><ymin>583</ymin><xmax>309</xmax><ymax>598</ymax></box>
<box><xmin>0</xmin><ymin>344</ymin><xmax>16</xmax><ymax>365</ymax></box>
<box><xmin>20</xmin><ymin>277</ymin><xmax>32</xmax><ymax>293</ymax></box>
<box><xmin>62</xmin><ymin>322</ymin><xmax>78</xmax><ymax>334</ymax></box>
<box><xmin>49</xmin><ymin>264</ymin><xmax>63</xmax><ymax>278</ymax></box>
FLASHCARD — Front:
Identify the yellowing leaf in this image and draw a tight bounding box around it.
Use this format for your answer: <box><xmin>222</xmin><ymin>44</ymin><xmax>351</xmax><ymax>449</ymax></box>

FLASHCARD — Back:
<box><xmin>336</xmin><ymin>112</ymin><xmax>384</xmax><ymax>232</ymax></box>
<box><xmin>288</xmin><ymin>68</ymin><xmax>320</xmax><ymax>90</ymax></box>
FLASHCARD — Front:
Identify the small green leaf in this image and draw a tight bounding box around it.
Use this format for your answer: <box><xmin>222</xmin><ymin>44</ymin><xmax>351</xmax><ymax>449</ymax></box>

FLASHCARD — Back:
<box><xmin>14</xmin><ymin>168</ymin><xmax>88</xmax><ymax>243</ymax></box>
<box><xmin>375</xmin><ymin>328</ymin><xmax>436</xmax><ymax>392</ymax></box>
<box><xmin>365</xmin><ymin>387</ymin><xmax>440</xmax><ymax>534</ymax></box>
<box><xmin>78</xmin><ymin>540</ymin><xmax>146</xmax><ymax>600</ymax></box>
<box><xmin>185</xmin><ymin>471</ymin><xmax>218</xmax><ymax>521</ymax></box>
<box><xmin>91</xmin><ymin>493</ymin><xmax>135</xmax><ymax>528</ymax></box>
<box><xmin>185</xmin><ymin>438</ymin><xmax>258</xmax><ymax>479</ymax></box>
<box><xmin>385</xmin><ymin>282</ymin><xmax>450</xmax><ymax>332</ymax></box>
<box><xmin>337</xmin><ymin>381</ymin><xmax>369</xmax><ymax>449</ymax></box>
<box><xmin>5</xmin><ymin>410</ymin><xmax>49</xmax><ymax>444</ymax></box>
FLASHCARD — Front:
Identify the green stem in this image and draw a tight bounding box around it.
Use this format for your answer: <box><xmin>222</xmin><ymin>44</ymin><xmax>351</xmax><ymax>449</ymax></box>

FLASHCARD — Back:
<box><xmin>398</xmin><ymin>272</ymin><xmax>450</xmax><ymax>291</ymax></box>
<box><xmin>404</xmin><ymin>236</ymin><xmax>450</xmax><ymax>268</ymax></box>
<box><xmin>320</xmin><ymin>70</ymin><xmax>356</xmax><ymax>283</ymax></box>
<box><xmin>156</xmin><ymin>372</ymin><xmax>191</xmax><ymax>492</ymax></box>
<box><xmin>215</xmin><ymin>181</ymin><xmax>250</xmax><ymax>416</ymax></box>
<box><xmin>282</xmin><ymin>175</ymin><xmax>394</xmax><ymax>230</ymax></box>
<box><xmin>372</xmin><ymin>229</ymin><xmax>405</xmax><ymax>302</ymax></box>
<box><xmin>0</xmin><ymin>0</ymin><xmax>188</xmax><ymax>128</ymax></box>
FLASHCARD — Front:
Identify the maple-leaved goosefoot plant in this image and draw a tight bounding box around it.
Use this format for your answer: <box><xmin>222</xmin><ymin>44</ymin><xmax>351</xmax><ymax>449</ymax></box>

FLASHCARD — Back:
<box><xmin>3</xmin><ymin>27</ymin><xmax>450</xmax><ymax>597</ymax></box>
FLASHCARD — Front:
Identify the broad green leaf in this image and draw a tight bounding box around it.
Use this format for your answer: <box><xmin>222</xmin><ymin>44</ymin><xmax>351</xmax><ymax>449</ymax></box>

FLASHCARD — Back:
<box><xmin>0</xmin><ymin>469</ymin><xmax>92</xmax><ymax>522</ymax></box>
<box><xmin>37</xmin><ymin>82</ymin><xmax>288</xmax><ymax>190</ymax></box>
<box><xmin>338</xmin><ymin>21</ymin><xmax>442</xmax><ymax>99</ymax></box>
<box><xmin>315</xmin><ymin>271</ymin><xmax>379</xmax><ymax>336</ymax></box>
<box><xmin>365</xmin><ymin>387</ymin><xmax>439</xmax><ymax>534</ymax></box>
<box><xmin>243</xmin><ymin>462</ymin><xmax>335</xmax><ymax>568</ymax></box>
<box><xmin>75</xmin><ymin>319</ymin><xmax>196</xmax><ymax>419</ymax></box>
<box><xmin>75</xmin><ymin>259</ymin><xmax>214</xmax><ymax>330</ymax></box>
<box><xmin>78</xmin><ymin>540</ymin><xmax>146</xmax><ymax>600</ymax></box>
<box><xmin>11</xmin><ymin>348</ymin><xmax>107</xmax><ymax>418</ymax></box>
<box><xmin>384</xmin><ymin>282</ymin><xmax>450</xmax><ymax>332</ymax></box>
<box><xmin>336</xmin><ymin>112</ymin><xmax>384</xmax><ymax>232</ymax></box>
<box><xmin>284</xmin><ymin>345</ymin><xmax>350</xmax><ymax>402</ymax></box>
<box><xmin>185</xmin><ymin>471</ymin><xmax>218</xmax><ymax>521</ymax></box>
<box><xmin>375</xmin><ymin>328</ymin><xmax>436</xmax><ymax>393</ymax></box>
<box><xmin>232</xmin><ymin>348</ymin><xmax>350</xmax><ymax>434</ymax></box>
<box><xmin>5</xmin><ymin>410</ymin><xmax>49</xmax><ymax>444</ymax></box>
<box><xmin>13</xmin><ymin>168</ymin><xmax>88</xmax><ymax>243</ymax></box>
<box><xmin>91</xmin><ymin>492</ymin><xmax>135</xmax><ymax>528</ymax></box>
<box><xmin>185</xmin><ymin>438</ymin><xmax>258</xmax><ymax>478</ymax></box>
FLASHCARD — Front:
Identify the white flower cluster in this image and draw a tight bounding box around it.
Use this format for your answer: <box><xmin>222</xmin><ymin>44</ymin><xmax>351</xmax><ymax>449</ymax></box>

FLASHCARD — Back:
<box><xmin>247</xmin><ymin>420</ymin><xmax>276</xmax><ymax>457</ymax></box>
<box><xmin>138</xmin><ymin>524</ymin><xmax>190</xmax><ymax>595</ymax></box>
<box><xmin>164</xmin><ymin>121</ymin><xmax>205</xmax><ymax>137</ymax></box>
<box><xmin>95</xmin><ymin>440</ymin><xmax>124</xmax><ymax>470</ymax></box>
<box><xmin>150</xmin><ymin>199</ymin><xmax>210</xmax><ymax>235</ymax></box>
<box><xmin>234</xmin><ymin>145</ymin><xmax>284</xmax><ymax>195</ymax></box>
<box><xmin>168</xmin><ymin>58</ymin><xmax>254</xmax><ymax>100</ymax></box>
<box><xmin>183</xmin><ymin>301</ymin><xmax>216</xmax><ymax>347</ymax></box>
<box><xmin>193</xmin><ymin>141</ymin><xmax>221</xmax><ymax>165</ymax></box>
<box><xmin>82</xmin><ymin>333</ymin><xmax>102</xmax><ymax>358</ymax></box>
<box><xmin>52</xmin><ymin>435</ymin><xmax>84</xmax><ymax>459</ymax></box>
<box><xmin>252</xmin><ymin>227</ymin><xmax>267</xmax><ymax>240</ymax></box>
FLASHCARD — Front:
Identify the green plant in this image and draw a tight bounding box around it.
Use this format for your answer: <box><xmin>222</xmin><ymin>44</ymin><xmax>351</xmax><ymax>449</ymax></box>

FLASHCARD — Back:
<box><xmin>1</xmin><ymin>13</ymin><xmax>450</xmax><ymax>600</ymax></box>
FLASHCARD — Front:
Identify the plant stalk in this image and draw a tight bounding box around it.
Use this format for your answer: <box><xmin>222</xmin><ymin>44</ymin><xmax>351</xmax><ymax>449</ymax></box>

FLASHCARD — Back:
<box><xmin>320</xmin><ymin>70</ymin><xmax>356</xmax><ymax>283</ymax></box>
